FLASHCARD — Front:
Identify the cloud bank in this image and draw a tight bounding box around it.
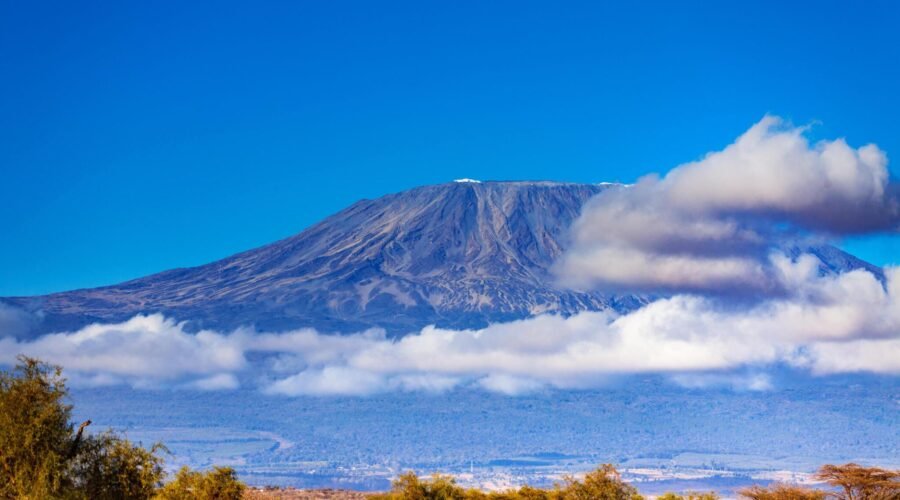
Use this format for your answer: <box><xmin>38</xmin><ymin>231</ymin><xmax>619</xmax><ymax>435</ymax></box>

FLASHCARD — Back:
<box><xmin>556</xmin><ymin>116</ymin><xmax>899</xmax><ymax>294</ymax></box>
<box><xmin>1</xmin><ymin>256</ymin><xmax>898</xmax><ymax>395</ymax></box>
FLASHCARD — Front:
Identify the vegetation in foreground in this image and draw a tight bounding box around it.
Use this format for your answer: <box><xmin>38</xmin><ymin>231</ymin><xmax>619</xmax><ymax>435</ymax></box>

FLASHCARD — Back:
<box><xmin>0</xmin><ymin>356</ymin><xmax>245</xmax><ymax>499</ymax></box>
<box><xmin>369</xmin><ymin>462</ymin><xmax>900</xmax><ymax>500</ymax></box>
<box><xmin>2</xmin><ymin>357</ymin><xmax>898</xmax><ymax>499</ymax></box>
<box><xmin>369</xmin><ymin>464</ymin><xmax>647</xmax><ymax>500</ymax></box>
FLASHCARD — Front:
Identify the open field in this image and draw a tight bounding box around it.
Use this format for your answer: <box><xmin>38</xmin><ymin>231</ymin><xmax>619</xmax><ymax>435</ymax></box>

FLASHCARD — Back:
<box><xmin>71</xmin><ymin>372</ymin><xmax>899</xmax><ymax>495</ymax></box>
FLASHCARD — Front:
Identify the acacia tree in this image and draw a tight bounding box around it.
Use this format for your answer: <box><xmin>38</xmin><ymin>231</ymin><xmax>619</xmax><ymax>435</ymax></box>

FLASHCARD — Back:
<box><xmin>815</xmin><ymin>464</ymin><xmax>900</xmax><ymax>500</ymax></box>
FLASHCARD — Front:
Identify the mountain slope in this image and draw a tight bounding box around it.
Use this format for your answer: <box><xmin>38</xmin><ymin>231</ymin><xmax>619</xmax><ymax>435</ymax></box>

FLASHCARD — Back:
<box><xmin>3</xmin><ymin>181</ymin><xmax>880</xmax><ymax>337</ymax></box>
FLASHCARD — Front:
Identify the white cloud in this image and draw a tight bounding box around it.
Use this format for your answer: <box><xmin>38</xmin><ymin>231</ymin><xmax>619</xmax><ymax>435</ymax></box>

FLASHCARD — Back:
<box><xmin>668</xmin><ymin>373</ymin><xmax>774</xmax><ymax>392</ymax></box>
<box><xmin>555</xmin><ymin>115</ymin><xmax>899</xmax><ymax>293</ymax></box>
<box><xmin>0</xmin><ymin>315</ymin><xmax>246</xmax><ymax>387</ymax></box>
<box><xmin>666</xmin><ymin>116</ymin><xmax>894</xmax><ymax>232</ymax></box>
<box><xmin>184</xmin><ymin>373</ymin><xmax>240</xmax><ymax>391</ymax></box>
<box><xmin>2</xmin><ymin>256</ymin><xmax>897</xmax><ymax>395</ymax></box>
<box><xmin>796</xmin><ymin>339</ymin><xmax>900</xmax><ymax>375</ymax></box>
<box><xmin>265</xmin><ymin>366</ymin><xmax>386</xmax><ymax>396</ymax></box>
<box><xmin>477</xmin><ymin>374</ymin><xmax>545</xmax><ymax>395</ymax></box>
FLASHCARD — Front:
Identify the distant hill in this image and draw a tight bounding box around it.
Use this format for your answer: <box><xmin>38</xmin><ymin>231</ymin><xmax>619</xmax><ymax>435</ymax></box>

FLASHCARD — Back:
<box><xmin>2</xmin><ymin>181</ymin><xmax>880</xmax><ymax>337</ymax></box>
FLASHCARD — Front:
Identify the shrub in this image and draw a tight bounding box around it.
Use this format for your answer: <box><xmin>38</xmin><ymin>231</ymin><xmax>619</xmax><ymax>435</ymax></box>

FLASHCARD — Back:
<box><xmin>156</xmin><ymin>465</ymin><xmax>246</xmax><ymax>499</ymax></box>
<box><xmin>68</xmin><ymin>431</ymin><xmax>167</xmax><ymax>499</ymax></box>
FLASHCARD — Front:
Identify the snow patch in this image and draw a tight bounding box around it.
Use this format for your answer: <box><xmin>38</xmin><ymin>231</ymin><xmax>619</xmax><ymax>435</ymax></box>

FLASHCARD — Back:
<box><xmin>454</xmin><ymin>178</ymin><xmax>482</xmax><ymax>183</ymax></box>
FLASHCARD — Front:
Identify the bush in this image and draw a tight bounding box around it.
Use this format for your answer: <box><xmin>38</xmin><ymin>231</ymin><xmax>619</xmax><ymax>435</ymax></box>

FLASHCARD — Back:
<box><xmin>156</xmin><ymin>465</ymin><xmax>246</xmax><ymax>499</ymax></box>
<box><xmin>68</xmin><ymin>431</ymin><xmax>167</xmax><ymax>499</ymax></box>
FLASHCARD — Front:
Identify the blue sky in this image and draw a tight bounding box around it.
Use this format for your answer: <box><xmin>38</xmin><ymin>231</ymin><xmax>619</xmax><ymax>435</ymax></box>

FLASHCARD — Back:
<box><xmin>2</xmin><ymin>0</ymin><xmax>899</xmax><ymax>296</ymax></box>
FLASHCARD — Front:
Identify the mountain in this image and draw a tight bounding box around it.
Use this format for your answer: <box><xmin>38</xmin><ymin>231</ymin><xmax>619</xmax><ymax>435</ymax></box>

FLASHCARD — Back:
<box><xmin>2</xmin><ymin>180</ymin><xmax>880</xmax><ymax>337</ymax></box>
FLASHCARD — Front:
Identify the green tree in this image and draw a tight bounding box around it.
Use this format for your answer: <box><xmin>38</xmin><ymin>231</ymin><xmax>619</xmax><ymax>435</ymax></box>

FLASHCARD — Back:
<box><xmin>0</xmin><ymin>356</ymin><xmax>245</xmax><ymax>499</ymax></box>
<box><xmin>0</xmin><ymin>356</ymin><xmax>78</xmax><ymax>498</ymax></box>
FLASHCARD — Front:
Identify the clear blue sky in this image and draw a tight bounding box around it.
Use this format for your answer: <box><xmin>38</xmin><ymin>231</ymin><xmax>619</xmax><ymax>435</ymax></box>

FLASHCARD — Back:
<box><xmin>2</xmin><ymin>0</ymin><xmax>899</xmax><ymax>296</ymax></box>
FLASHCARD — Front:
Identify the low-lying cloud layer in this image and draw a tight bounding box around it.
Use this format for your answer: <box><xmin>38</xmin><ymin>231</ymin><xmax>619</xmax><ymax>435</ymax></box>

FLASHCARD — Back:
<box><xmin>1</xmin><ymin>256</ymin><xmax>898</xmax><ymax>395</ymax></box>
<box><xmin>556</xmin><ymin>116</ymin><xmax>900</xmax><ymax>294</ymax></box>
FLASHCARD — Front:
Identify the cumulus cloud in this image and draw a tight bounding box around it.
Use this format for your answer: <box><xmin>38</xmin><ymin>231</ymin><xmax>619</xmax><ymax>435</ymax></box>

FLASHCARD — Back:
<box><xmin>556</xmin><ymin>115</ymin><xmax>899</xmax><ymax>294</ymax></box>
<box><xmin>2</xmin><ymin>256</ymin><xmax>898</xmax><ymax>395</ymax></box>
<box><xmin>0</xmin><ymin>315</ymin><xmax>246</xmax><ymax>387</ymax></box>
<box><xmin>667</xmin><ymin>116</ymin><xmax>895</xmax><ymax>232</ymax></box>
